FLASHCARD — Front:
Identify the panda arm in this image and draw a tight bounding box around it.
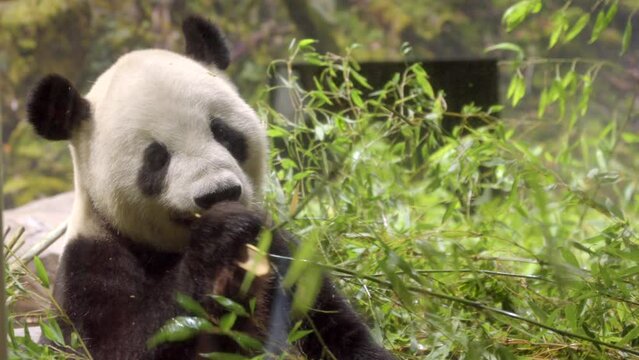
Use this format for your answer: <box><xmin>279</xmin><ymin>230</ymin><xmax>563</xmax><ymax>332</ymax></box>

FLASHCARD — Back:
<box><xmin>184</xmin><ymin>203</ymin><xmax>264</xmax><ymax>306</ymax></box>
<box><xmin>54</xmin><ymin>236</ymin><xmax>195</xmax><ymax>360</ymax></box>
<box><xmin>184</xmin><ymin>204</ymin><xmax>394</xmax><ymax>359</ymax></box>
<box><xmin>271</xmin><ymin>230</ymin><xmax>395</xmax><ymax>360</ymax></box>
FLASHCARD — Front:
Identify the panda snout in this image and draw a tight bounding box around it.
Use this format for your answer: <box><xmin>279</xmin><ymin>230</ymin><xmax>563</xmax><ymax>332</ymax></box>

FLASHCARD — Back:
<box><xmin>194</xmin><ymin>185</ymin><xmax>242</xmax><ymax>209</ymax></box>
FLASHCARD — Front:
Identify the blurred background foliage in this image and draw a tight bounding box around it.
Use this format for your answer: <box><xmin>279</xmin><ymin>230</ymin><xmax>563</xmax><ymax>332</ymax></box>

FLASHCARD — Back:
<box><xmin>1</xmin><ymin>0</ymin><xmax>637</xmax><ymax>208</ymax></box>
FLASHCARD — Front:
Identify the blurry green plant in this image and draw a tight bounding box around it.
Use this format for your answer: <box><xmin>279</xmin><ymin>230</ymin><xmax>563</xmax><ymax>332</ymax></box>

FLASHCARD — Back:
<box><xmin>5</xmin><ymin>1</ymin><xmax>639</xmax><ymax>359</ymax></box>
<box><xmin>4</xmin><ymin>122</ymin><xmax>73</xmax><ymax>207</ymax></box>
<box><xmin>4</xmin><ymin>229</ymin><xmax>90</xmax><ymax>359</ymax></box>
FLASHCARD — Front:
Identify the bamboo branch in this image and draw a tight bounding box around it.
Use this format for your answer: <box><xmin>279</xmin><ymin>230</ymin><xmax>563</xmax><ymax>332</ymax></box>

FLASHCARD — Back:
<box><xmin>267</xmin><ymin>253</ymin><xmax>639</xmax><ymax>357</ymax></box>
<box><xmin>16</xmin><ymin>221</ymin><xmax>68</xmax><ymax>266</ymax></box>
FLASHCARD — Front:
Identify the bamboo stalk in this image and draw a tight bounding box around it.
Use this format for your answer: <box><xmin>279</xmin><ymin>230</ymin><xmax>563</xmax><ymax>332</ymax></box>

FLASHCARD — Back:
<box><xmin>17</xmin><ymin>221</ymin><xmax>67</xmax><ymax>265</ymax></box>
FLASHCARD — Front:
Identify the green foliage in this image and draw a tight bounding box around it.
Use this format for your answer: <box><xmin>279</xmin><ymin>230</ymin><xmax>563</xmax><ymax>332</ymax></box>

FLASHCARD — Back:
<box><xmin>3</xmin><ymin>231</ymin><xmax>89</xmax><ymax>359</ymax></box>
<box><xmin>251</xmin><ymin>5</ymin><xmax>637</xmax><ymax>356</ymax></box>
<box><xmin>4</xmin><ymin>122</ymin><xmax>73</xmax><ymax>207</ymax></box>
<box><xmin>147</xmin><ymin>316</ymin><xmax>215</xmax><ymax>349</ymax></box>
<box><xmin>32</xmin><ymin>256</ymin><xmax>49</xmax><ymax>288</ymax></box>
<box><xmin>502</xmin><ymin>0</ymin><xmax>542</xmax><ymax>32</ymax></box>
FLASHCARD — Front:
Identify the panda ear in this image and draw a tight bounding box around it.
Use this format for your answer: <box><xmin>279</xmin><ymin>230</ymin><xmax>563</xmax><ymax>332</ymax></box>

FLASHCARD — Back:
<box><xmin>182</xmin><ymin>15</ymin><xmax>230</xmax><ymax>70</ymax></box>
<box><xmin>26</xmin><ymin>74</ymin><xmax>90</xmax><ymax>141</ymax></box>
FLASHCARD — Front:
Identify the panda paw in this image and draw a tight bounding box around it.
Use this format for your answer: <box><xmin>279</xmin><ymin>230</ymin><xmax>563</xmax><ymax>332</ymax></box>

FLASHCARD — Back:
<box><xmin>189</xmin><ymin>201</ymin><xmax>263</xmax><ymax>265</ymax></box>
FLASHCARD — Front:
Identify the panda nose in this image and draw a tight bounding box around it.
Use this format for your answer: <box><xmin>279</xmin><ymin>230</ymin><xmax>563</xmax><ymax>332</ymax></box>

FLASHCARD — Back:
<box><xmin>194</xmin><ymin>185</ymin><xmax>242</xmax><ymax>209</ymax></box>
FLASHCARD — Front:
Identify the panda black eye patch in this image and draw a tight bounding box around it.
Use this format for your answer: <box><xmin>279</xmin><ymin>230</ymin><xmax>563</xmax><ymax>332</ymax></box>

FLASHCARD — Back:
<box><xmin>210</xmin><ymin>117</ymin><xmax>247</xmax><ymax>163</ymax></box>
<box><xmin>138</xmin><ymin>141</ymin><xmax>170</xmax><ymax>196</ymax></box>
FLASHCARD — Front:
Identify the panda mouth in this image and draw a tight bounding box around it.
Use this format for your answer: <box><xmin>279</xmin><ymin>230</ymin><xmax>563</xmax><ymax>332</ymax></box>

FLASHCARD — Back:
<box><xmin>169</xmin><ymin>210</ymin><xmax>202</xmax><ymax>227</ymax></box>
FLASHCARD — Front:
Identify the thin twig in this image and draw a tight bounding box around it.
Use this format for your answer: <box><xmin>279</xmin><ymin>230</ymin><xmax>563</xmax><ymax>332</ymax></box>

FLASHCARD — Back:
<box><xmin>415</xmin><ymin>269</ymin><xmax>547</xmax><ymax>281</ymax></box>
<box><xmin>498</xmin><ymin>58</ymin><xmax>625</xmax><ymax>72</ymax></box>
<box><xmin>5</xmin><ymin>227</ymin><xmax>25</xmax><ymax>254</ymax></box>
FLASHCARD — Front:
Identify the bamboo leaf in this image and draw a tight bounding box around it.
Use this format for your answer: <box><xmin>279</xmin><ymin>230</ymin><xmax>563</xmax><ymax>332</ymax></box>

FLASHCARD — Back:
<box><xmin>507</xmin><ymin>72</ymin><xmax>526</xmax><ymax>107</ymax></box>
<box><xmin>619</xmin><ymin>326</ymin><xmax>639</xmax><ymax>346</ymax></box>
<box><xmin>209</xmin><ymin>295</ymin><xmax>249</xmax><ymax>317</ymax></box>
<box><xmin>502</xmin><ymin>0</ymin><xmax>543</xmax><ymax>31</ymax></box>
<box><xmin>33</xmin><ymin>256</ymin><xmax>49</xmax><ymax>288</ymax></box>
<box><xmin>147</xmin><ymin>317</ymin><xmax>214</xmax><ymax>349</ymax></box>
<box><xmin>219</xmin><ymin>313</ymin><xmax>237</xmax><ymax>332</ymax></box>
<box><xmin>484</xmin><ymin>42</ymin><xmax>525</xmax><ymax>61</ymax></box>
<box><xmin>564</xmin><ymin>13</ymin><xmax>590</xmax><ymax>43</ymax></box>
<box><xmin>548</xmin><ymin>11</ymin><xmax>568</xmax><ymax>49</ymax></box>
<box><xmin>590</xmin><ymin>2</ymin><xmax>617</xmax><ymax>44</ymax></box>
<box><xmin>176</xmin><ymin>293</ymin><xmax>208</xmax><ymax>319</ymax></box>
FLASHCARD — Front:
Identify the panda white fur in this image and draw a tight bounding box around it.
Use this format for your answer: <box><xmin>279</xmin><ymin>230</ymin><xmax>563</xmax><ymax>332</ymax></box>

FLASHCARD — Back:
<box><xmin>27</xmin><ymin>15</ymin><xmax>394</xmax><ymax>360</ymax></box>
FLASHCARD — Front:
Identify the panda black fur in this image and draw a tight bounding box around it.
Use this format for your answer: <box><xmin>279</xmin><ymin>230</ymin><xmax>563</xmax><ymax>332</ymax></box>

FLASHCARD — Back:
<box><xmin>27</xmin><ymin>15</ymin><xmax>394</xmax><ymax>360</ymax></box>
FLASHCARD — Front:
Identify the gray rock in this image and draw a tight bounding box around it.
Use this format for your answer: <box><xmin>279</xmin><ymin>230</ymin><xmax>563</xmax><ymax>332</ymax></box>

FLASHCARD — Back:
<box><xmin>4</xmin><ymin>191</ymin><xmax>73</xmax><ymax>259</ymax></box>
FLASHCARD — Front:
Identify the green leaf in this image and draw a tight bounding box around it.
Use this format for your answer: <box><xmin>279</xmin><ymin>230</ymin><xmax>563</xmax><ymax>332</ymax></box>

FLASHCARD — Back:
<box><xmin>282</xmin><ymin>232</ymin><xmax>318</xmax><ymax>288</ymax></box>
<box><xmin>176</xmin><ymin>293</ymin><xmax>209</xmax><ymax>319</ymax></box>
<box><xmin>487</xmin><ymin>104</ymin><xmax>504</xmax><ymax>114</ymax></box>
<box><xmin>291</xmin><ymin>266</ymin><xmax>323</xmax><ymax>315</ymax></box>
<box><xmin>564</xmin><ymin>13</ymin><xmax>590</xmax><ymax>43</ymax></box>
<box><xmin>219</xmin><ymin>313</ymin><xmax>237</xmax><ymax>332</ymax></box>
<box><xmin>622</xmin><ymin>132</ymin><xmax>639</xmax><ymax>144</ymax></box>
<box><xmin>538</xmin><ymin>87</ymin><xmax>550</xmax><ymax>118</ymax></box>
<box><xmin>548</xmin><ymin>11</ymin><xmax>568</xmax><ymax>49</ymax></box>
<box><xmin>579</xmin><ymin>74</ymin><xmax>593</xmax><ymax>115</ymax></box>
<box><xmin>266</xmin><ymin>126</ymin><xmax>289</xmax><ymax>138</ymax></box>
<box><xmin>287</xmin><ymin>321</ymin><xmax>313</xmax><ymax>343</ymax></box>
<box><xmin>298</xmin><ymin>39</ymin><xmax>317</xmax><ymax>48</ymax></box>
<box><xmin>606</xmin><ymin>2</ymin><xmax>619</xmax><ymax>23</ymax></box>
<box><xmin>351</xmin><ymin>89</ymin><xmax>365</xmax><ymax>108</ymax></box>
<box><xmin>502</xmin><ymin>0</ymin><xmax>542</xmax><ymax>32</ymax></box>
<box><xmin>351</xmin><ymin>69</ymin><xmax>372</xmax><ymax>90</ymax></box>
<box><xmin>248</xmin><ymin>298</ymin><xmax>256</xmax><ymax>316</ymax></box>
<box><xmin>528</xmin><ymin>300</ymin><xmax>548</xmax><ymax>322</ymax></box>
<box><xmin>411</xmin><ymin>65</ymin><xmax>435</xmax><ymax>98</ymax></box>
<box><xmin>40</xmin><ymin>320</ymin><xmax>64</xmax><ymax>345</ymax></box>
<box><xmin>560</xmin><ymin>248</ymin><xmax>580</xmax><ymax>268</ymax></box>
<box><xmin>590</xmin><ymin>10</ymin><xmax>607</xmax><ymax>43</ymax></box>
<box><xmin>225</xmin><ymin>331</ymin><xmax>263</xmax><ymax>351</ymax></box>
<box><xmin>484</xmin><ymin>42</ymin><xmax>525</xmax><ymax>61</ymax></box>
<box><xmin>618</xmin><ymin>325</ymin><xmax>639</xmax><ymax>346</ymax></box>
<box><xmin>441</xmin><ymin>200</ymin><xmax>457</xmax><ymax>224</ymax></box>
<box><xmin>209</xmin><ymin>295</ymin><xmax>249</xmax><ymax>317</ymax></box>
<box><xmin>279</xmin><ymin>158</ymin><xmax>298</xmax><ymax>170</ymax></box>
<box><xmin>147</xmin><ymin>316</ymin><xmax>214</xmax><ymax>349</ymax></box>
<box><xmin>381</xmin><ymin>252</ymin><xmax>414</xmax><ymax>307</ymax></box>
<box><xmin>310</xmin><ymin>89</ymin><xmax>333</xmax><ymax>106</ymax></box>
<box><xmin>33</xmin><ymin>256</ymin><xmax>49</xmax><ymax>288</ymax></box>
<box><xmin>590</xmin><ymin>2</ymin><xmax>617</xmax><ymax>44</ymax></box>
<box><xmin>507</xmin><ymin>72</ymin><xmax>526</xmax><ymax>107</ymax></box>
<box><xmin>565</xmin><ymin>304</ymin><xmax>578</xmax><ymax>332</ymax></box>
<box><xmin>561</xmin><ymin>70</ymin><xmax>577</xmax><ymax>93</ymax></box>
<box><xmin>620</xmin><ymin>16</ymin><xmax>632</xmax><ymax>55</ymax></box>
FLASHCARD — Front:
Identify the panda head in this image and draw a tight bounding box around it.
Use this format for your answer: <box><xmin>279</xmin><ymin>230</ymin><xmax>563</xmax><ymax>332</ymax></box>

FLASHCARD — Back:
<box><xmin>26</xmin><ymin>16</ymin><xmax>268</xmax><ymax>252</ymax></box>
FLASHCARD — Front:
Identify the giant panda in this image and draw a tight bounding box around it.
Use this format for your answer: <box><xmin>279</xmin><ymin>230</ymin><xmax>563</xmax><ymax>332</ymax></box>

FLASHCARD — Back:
<box><xmin>26</xmin><ymin>15</ymin><xmax>394</xmax><ymax>360</ymax></box>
